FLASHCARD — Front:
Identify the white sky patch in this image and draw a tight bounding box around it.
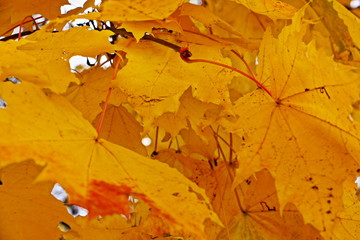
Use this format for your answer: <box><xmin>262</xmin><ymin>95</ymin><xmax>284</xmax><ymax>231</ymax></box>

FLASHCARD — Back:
<box><xmin>68</xmin><ymin>205</ymin><xmax>88</xmax><ymax>217</ymax></box>
<box><xmin>69</xmin><ymin>55</ymin><xmax>95</xmax><ymax>71</ymax></box>
<box><xmin>68</xmin><ymin>0</ymin><xmax>87</xmax><ymax>6</ymax></box>
<box><xmin>5</xmin><ymin>76</ymin><xmax>21</xmax><ymax>84</ymax></box>
<box><xmin>61</xmin><ymin>0</ymin><xmax>87</xmax><ymax>14</ymax></box>
<box><xmin>51</xmin><ymin>183</ymin><xmax>69</xmax><ymax>202</ymax></box>
<box><xmin>189</xmin><ymin>0</ymin><xmax>202</xmax><ymax>5</ymax></box>
<box><xmin>0</xmin><ymin>98</ymin><xmax>7</xmax><ymax>108</ymax></box>
<box><xmin>99</xmin><ymin>55</ymin><xmax>112</xmax><ymax>69</ymax></box>
<box><xmin>356</xmin><ymin>177</ymin><xmax>360</xmax><ymax>187</ymax></box>
<box><xmin>255</xmin><ymin>56</ymin><xmax>259</xmax><ymax>65</ymax></box>
<box><xmin>69</xmin><ymin>55</ymin><xmax>114</xmax><ymax>72</ymax></box>
<box><xmin>350</xmin><ymin>0</ymin><xmax>360</xmax><ymax>8</ymax></box>
<box><xmin>51</xmin><ymin>183</ymin><xmax>88</xmax><ymax>217</ymax></box>
<box><xmin>141</xmin><ymin>137</ymin><xmax>152</xmax><ymax>146</ymax></box>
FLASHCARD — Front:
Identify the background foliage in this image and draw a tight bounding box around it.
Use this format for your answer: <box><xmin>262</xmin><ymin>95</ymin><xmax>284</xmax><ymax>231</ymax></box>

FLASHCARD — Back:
<box><xmin>0</xmin><ymin>0</ymin><xmax>360</xmax><ymax>239</ymax></box>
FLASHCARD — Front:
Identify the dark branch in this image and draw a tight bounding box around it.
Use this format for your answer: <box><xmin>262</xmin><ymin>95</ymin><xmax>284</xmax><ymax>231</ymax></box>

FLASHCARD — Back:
<box><xmin>0</xmin><ymin>26</ymin><xmax>182</xmax><ymax>53</ymax></box>
<box><xmin>0</xmin><ymin>31</ymin><xmax>36</xmax><ymax>41</ymax></box>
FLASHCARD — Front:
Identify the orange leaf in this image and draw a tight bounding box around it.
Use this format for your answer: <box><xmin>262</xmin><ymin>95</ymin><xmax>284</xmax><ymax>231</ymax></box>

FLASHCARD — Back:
<box><xmin>0</xmin><ymin>160</ymin><xmax>74</xmax><ymax>239</ymax></box>
<box><xmin>0</xmin><ymin>81</ymin><xmax>221</xmax><ymax>238</ymax></box>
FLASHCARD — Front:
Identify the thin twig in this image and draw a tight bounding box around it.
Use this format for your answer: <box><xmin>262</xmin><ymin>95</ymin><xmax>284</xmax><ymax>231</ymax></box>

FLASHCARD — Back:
<box><xmin>180</xmin><ymin>48</ymin><xmax>273</xmax><ymax>97</ymax></box>
<box><xmin>96</xmin><ymin>55</ymin><xmax>121</xmax><ymax>136</ymax></box>
<box><xmin>231</xmin><ymin>49</ymin><xmax>257</xmax><ymax>80</ymax></box>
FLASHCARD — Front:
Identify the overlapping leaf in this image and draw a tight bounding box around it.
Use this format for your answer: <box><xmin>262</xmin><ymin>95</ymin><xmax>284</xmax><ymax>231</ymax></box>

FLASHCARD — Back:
<box><xmin>0</xmin><ymin>0</ymin><xmax>359</xmax><ymax>239</ymax></box>
<box><xmin>63</xmin><ymin>215</ymin><xmax>131</xmax><ymax>240</ymax></box>
<box><xmin>0</xmin><ymin>160</ymin><xmax>73</xmax><ymax>240</ymax></box>
<box><xmin>228</xmin><ymin>8</ymin><xmax>360</xmax><ymax>233</ymax></box>
<box><xmin>155</xmin><ymin>150</ymin><xmax>323</xmax><ymax>239</ymax></box>
<box><xmin>92</xmin><ymin>104</ymin><xmax>148</xmax><ymax>155</ymax></box>
<box><xmin>0</xmin><ymin>81</ymin><xmax>220</xmax><ymax>238</ymax></box>
<box><xmin>308</xmin><ymin>0</ymin><xmax>358</xmax><ymax>62</ymax></box>
<box><xmin>217</xmin><ymin>170</ymin><xmax>323</xmax><ymax>240</ymax></box>
<box><xmin>0</xmin><ymin>0</ymin><xmax>66</xmax><ymax>34</ymax></box>
<box><xmin>64</xmin><ymin>67</ymin><xmax>127</xmax><ymax>122</ymax></box>
<box><xmin>113</xmin><ymin>31</ymin><xmax>234</xmax><ymax>130</ymax></box>
<box><xmin>332</xmin><ymin>181</ymin><xmax>360</xmax><ymax>240</ymax></box>
<box><xmin>100</xmin><ymin>0</ymin><xmax>183</xmax><ymax>21</ymax></box>
<box><xmin>206</xmin><ymin>0</ymin><xmax>273</xmax><ymax>47</ymax></box>
<box><xmin>229</xmin><ymin>0</ymin><xmax>297</xmax><ymax>19</ymax></box>
<box><xmin>0</xmin><ymin>27</ymin><xmax>114</xmax><ymax>93</ymax></box>
<box><xmin>65</xmin><ymin>204</ymin><xmax>191</xmax><ymax>240</ymax></box>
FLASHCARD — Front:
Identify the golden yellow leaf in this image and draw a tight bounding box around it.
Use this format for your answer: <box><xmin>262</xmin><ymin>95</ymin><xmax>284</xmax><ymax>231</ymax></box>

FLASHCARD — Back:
<box><xmin>154</xmin><ymin>87</ymin><xmax>222</xmax><ymax>138</ymax></box>
<box><xmin>92</xmin><ymin>104</ymin><xmax>147</xmax><ymax>155</ymax></box>
<box><xmin>217</xmin><ymin>170</ymin><xmax>323</xmax><ymax>240</ymax></box>
<box><xmin>229</xmin><ymin>11</ymin><xmax>360</xmax><ymax>233</ymax></box>
<box><xmin>65</xmin><ymin>67</ymin><xmax>127</xmax><ymax>122</ymax></box>
<box><xmin>205</xmin><ymin>0</ymin><xmax>273</xmax><ymax>49</ymax></box>
<box><xmin>1</xmin><ymin>1</ymin><xmax>360</xmax><ymax>238</ymax></box>
<box><xmin>180</xmin><ymin>127</ymin><xmax>217</xmax><ymax>160</ymax></box>
<box><xmin>332</xmin><ymin>1</ymin><xmax>360</xmax><ymax>64</ymax></box>
<box><xmin>309</xmin><ymin>0</ymin><xmax>358</xmax><ymax>62</ymax></box>
<box><xmin>99</xmin><ymin>0</ymin><xmax>183</xmax><ymax>21</ymax></box>
<box><xmin>63</xmin><ymin>215</ymin><xmax>132</xmax><ymax>240</ymax></box>
<box><xmin>122</xmin><ymin>19</ymin><xmax>183</xmax><ymax>42</ymax></box>
<box><xmin>332</xmin><ymin>181</ymin><xmax>360</xmax><ymax>240</ymax></box>
<box><xmin>0</xmin><ymin>0</ymin><xmax>66</xmax><ymax>34</ymax></box>
<box><xmin>222</xmin><ymin>49</ymin><xmax>258</xmax><ymax>101</ymax></box>
<box><xmin>20</xmin><ymin>27</ymin><xmax>115</xmax><ymax>93</ymax></box>
<box><xmin>230</xmin><ymin>0</ymin><xmax>297</xmax><ymax>19</ymax></box>
<box><xmin>153</xmin><ymin>150</ymin><xmax>230</xmax><ymax>239</ymax></box>
<box><xmin>0</xmin><ymin>81</ymin><xmax>220</xmax><ymax>238</ymax></box>
<box><xmin>21</xmin><ymin>27</ymin><xmax>115</xmax><ymax>59</ymax></box>
<box><xmin>153</xmin><ymin>149</ymin><xmax>194</xmax><ymax>178</ymax></box>
<box><xmin>113</xmin><ymin>31</ymin><xmax>234</xmax><ymax>130</ymax></box>
<box><xmin>130</xmin><ymin>200</ymin><xmax>193</xmax><ymax>239</ymax></box>
<box><xmin>65</xmin><ymin>200</ymin><xmax>191</xmax><ymax>239</ymax></box>
<box><xmin>0</xmin><ymin>160</ymin><xmax>74</xmax><ymax>240</ymax></box>
<box><xmin>0</xmin><ymin>40</ymin><xmax>55</xmax><ymax>89</ymax></box>
<box><xmin>155</xmin><ymin>112</ymin><xmax>186</xmax><ymax>138</ymax></box>
<box><xmin>178</xmin><ymin>88</ymin><xmax>223</xmax><ymax>133</ymax></box>
<box><xmin>174</xmin><ymin>3</ymin><xmax>250</xmax><ymax>46</ymax></box>
<box><xmin>0</xmin><ymin>27</ymin><xmax>114</xmax><ymax>93</ymax></box>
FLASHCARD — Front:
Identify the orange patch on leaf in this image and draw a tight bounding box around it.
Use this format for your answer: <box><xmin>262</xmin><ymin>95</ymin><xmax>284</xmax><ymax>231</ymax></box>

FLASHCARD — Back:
<box><xmin>86</xmin><ymin>180</ymin><xmax>132</xmax><ymax>219</ymax></box>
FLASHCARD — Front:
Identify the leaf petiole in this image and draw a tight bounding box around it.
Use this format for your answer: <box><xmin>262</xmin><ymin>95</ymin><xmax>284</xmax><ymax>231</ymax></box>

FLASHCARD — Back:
<box><xmin>180</xmin><ymin>48</ymin><xmax>273</xmax><ymax>98</ymax></box>
<box><xmin>17</xmin><ymin>15</ymin><xmax>41</xmax><ymax>40</ymax></box>
<box><xmin>96</xmin><ymin>54</ymin><xmax>122</xmax><ymax>137</ymax></box>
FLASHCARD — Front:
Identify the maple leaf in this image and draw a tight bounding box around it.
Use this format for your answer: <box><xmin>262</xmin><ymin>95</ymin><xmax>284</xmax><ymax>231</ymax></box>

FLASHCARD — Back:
<box><xmin>308</xmin><ymin>0</ymin><xmax>358</xmax><ymax>61</ymax></box>
<box><xmin>205</xmin><ymin>0</ymin><xmax>273</xmax><ymax>48</ymax></box>
<box><xmin>0</xmin><ymin>27</ymin><xmax>114</xmax><ymax>93</ymax></box>
<box><xmin>228</xmin><ymin>7</ymin><xmax>360</xmax><ymax>233</ymax></box>
<box><xmin>0</xmin><ymin>81</ymin><xmax>220</xmax><ymax>238</ymax></box>
<box><xmin>112</xmin><ymin>30</ymin><xmax>235</xmax><ymax>130</ymax></box>
<box><xmin>217</xmin><ymin>169</ymin><xmax>323</xmax><ymax>240</ymax></box>
<box><xmin>331</xmin><ymin>180</ymin><xmax>360</xmax><ymax>240</ymax></box>
<box><xmin>1</xmin><ymin>0</ymin><xmax>360</xmax><ymax>239</ymax></box>
<box><xmin>64</xmin><ymin>67</ymin><xmax>127</xmax><ymax>122</ymax></box>
<box><xmin>0</xmin><ymin>160</ymin><xmax>74</xmax><ymax>240</ymax></box>
<box><xmin>92</xmin><ymin>104</ymin><xmax>148</xmax><ymax>155</ymax></box>
<box><xmin>0</xmin><ymin>0</ymin><xmax>66</xmax><ymax>34</ymax></box>
<box><xmin>99</xmin><ymin>0</ymin><xmax>183</xmax><ymax>21</ymax></box>
<box><xmin>63</xmin><ymin>214</ymin><xmax>131</xmax><ymax>240</ymax></box>
<box><xmin>229</xmin><ymin>0</ymin><xmax>297</xmax><ymax>20</ymax></box>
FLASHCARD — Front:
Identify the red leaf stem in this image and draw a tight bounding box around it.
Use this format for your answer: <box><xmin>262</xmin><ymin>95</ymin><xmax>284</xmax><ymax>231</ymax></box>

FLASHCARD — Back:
<box><xmin>96</xmin><ymin>55</ymin><xmax>122</xmax><ymax>136</ymax></box>
<box><xmin>17</xmin><ymin>15</ymin><xmax>41</xmax><ymax>40</ymax></box>
<box><xmin>180</xmin><ymin>48</ymin><xmax>273</xmax><ymax>98</ymax></box>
